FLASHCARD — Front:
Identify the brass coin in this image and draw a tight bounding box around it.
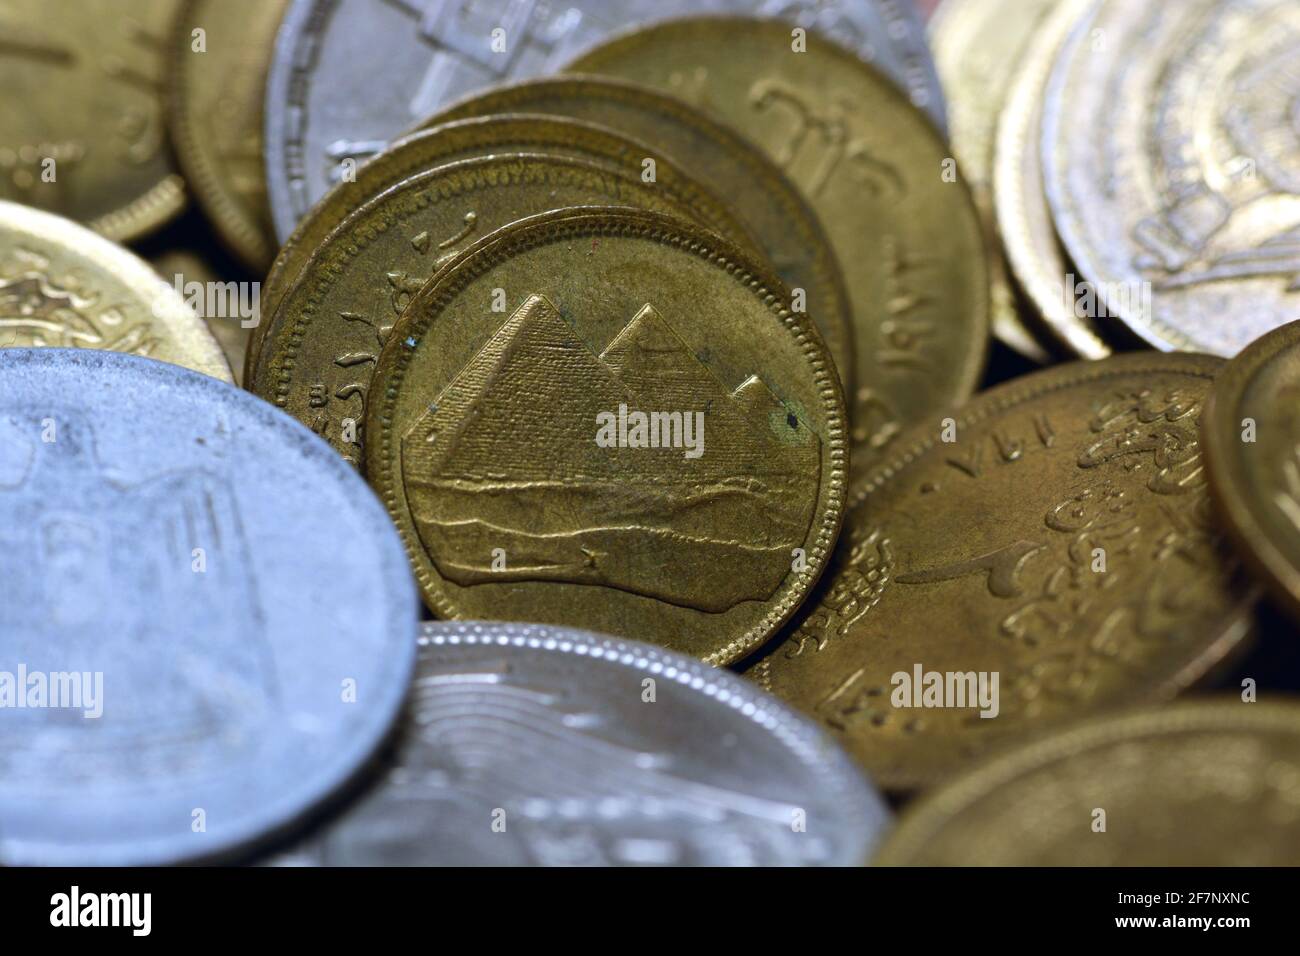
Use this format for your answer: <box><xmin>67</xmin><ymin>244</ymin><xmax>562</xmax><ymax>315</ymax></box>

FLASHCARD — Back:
<box><xmin>875</xmin><ymin>701</ymin><xmax>1300</xmax><ymax>866</ymax></box>
<box><xmin>252</xmin><ymin>153</ymin><xmax>733</xmax><ymax>466</ymax></box>
<box><xmin>0</xmin><ymin>0</ymin><xmax>185</xmax><ymax>241</ymax></box>
<box><xmin>167</xmin><ymin>0</ymin><xmax>287</xmax><ymax>270</ymax></box>
<box><xmin>748</xmin><ymin>353</ymin><xmax>1257</xmax><ymax>791</ymax></box>
<box><xmin>150</xmin><ymin>248</ymin><xmax>249</xmax><ymax>385</ymax></box>
<box><xmin>247</xmin><ymin>113</ymin><xmax>760</xmax><ymax>381</ymax></box>
<box><xmin>427</xmin><ymin>76</ymin><xmax>855</xmax><ymax>406</ymax></box>
<box><xmin>1204</xmin><ymin>319</ymin><xmax>1300</xmax><ymax>623</ymax></box>
<box><xmin>366</xmin><ymin>207</ymin><xmax>847</xmax><ymax>665</ymax></box>
<box><xmin>568</xmin><ymin>18</ymin><xmax>990</xmax><ymax>478</ymax></box>
<box><xmin>0</xmin><ymin>200</ymin><xmax>230</xmax><ymax>380</ymax></box>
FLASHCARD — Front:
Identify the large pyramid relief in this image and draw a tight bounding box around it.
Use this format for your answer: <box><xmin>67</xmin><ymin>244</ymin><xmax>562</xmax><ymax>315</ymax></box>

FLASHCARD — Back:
<box><xmin>400</xmin><ymin>294</ymin><xmax>821</xmax><ymax>612</ymax></box>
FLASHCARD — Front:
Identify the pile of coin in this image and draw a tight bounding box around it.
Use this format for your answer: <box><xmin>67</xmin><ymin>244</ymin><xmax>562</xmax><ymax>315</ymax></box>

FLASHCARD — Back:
<box><xmin>2</xmin><ymin>0</ymin><xmax>1299</xmax><ymax>866</ymax></box>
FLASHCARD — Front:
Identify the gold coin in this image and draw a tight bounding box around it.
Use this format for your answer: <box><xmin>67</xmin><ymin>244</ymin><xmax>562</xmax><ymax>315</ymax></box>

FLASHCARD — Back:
<box><xmin>167</xmin><ymin>0</ymin><xmax>287</xmax><ymax>270</ymax></box>
<box><xmin>748</xmin><ymin>353</ymin><xmax>1256</xmax><ymax>790</ymax></box>
<box><xmin>247</xmin><ymin>113</ymin><xmax>760</xmax><ymax>381</ymax></box>
<box><xmin>875</xmin><ymin>700</ymin><xmax>1300</xmax><ymax>865</ymax></box>
<box><xmin>993</xmin><ymin>0</ymin><xmax>1110</xmax><ymax>360</ymax></box>
<box><xmin>150</xmin><ymin>247</ymin><xmax>249</xmax><ymax>385</ymax></box>
<box><xmin>252</xmin><ymin>153</ymin><xmax>737</xmax><ymax>467</ymax></box>
<box><xmin>568</xmin><ymin>18</ymin><xmax>990</xmax><ymax>478</ymax></box>
<box><xmin>1204</xmin><ymin>319</ymin><xmax>1300</xmax><ymax>623</ymax></box>
<box><xmin>366</xmin><ymin>207</ymin><xmax>847</xmax><ymax>665</ymax></box>
<box><xmin>427</xmin><ymin>76</ymin><xmax>856</xmax><ymax>406</ymax></box>
<box><xmin>0</xmin><ymin>200</ymin><xmax>230</xmax><ymax>380</ymax></box>
<box><xmin>0</xmin><ymin>0</ymin><xmax>185</xmax><ymax>241</ymax></box>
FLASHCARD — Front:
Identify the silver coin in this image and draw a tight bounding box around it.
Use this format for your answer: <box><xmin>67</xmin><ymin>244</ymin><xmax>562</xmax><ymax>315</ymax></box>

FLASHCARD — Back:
<box><xmin>0</xmin><ymin>348</ymin><xmax>418</xmax><ymax>865</ymax></box>
<box><xmin>272</xmin><ymin>621</ymin><xmax>890</xmax><ymax>866</ymax></box>
<box><xmin>264</xmin><ymin>0</ymin><xmax>946</xmax><ymax>240</ymax></box>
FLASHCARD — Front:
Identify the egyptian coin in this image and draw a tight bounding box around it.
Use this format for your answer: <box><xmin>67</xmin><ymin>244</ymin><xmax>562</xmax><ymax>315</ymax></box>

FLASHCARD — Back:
<box><xmin>0</xmin><ymin>0</ymin><xmax>185</xmax><ymax>240</ymax></box>
<box><xmin>875</xmin><ymin>701</ymin><xmax>1300</xmax><ymax>865</ymax></box>
<box><xmin>0</xmin><ymin>348</ymin><xmax>418</xmax><ymax>864</ymax></box>
<box><xmin>263</xmin><ymin>0</ymin><xmax>945</xmax><ymax>240</ymax></box>
<box><xmin>168</xmin><ymin>0</ymin><xmax>288</xmax><ymax>270</ymax></box>
<box><xmin>993</xmin><ymin>0</ymin><xmax>1110</xmax><ymax>360</ymax></box>
<box><xmin>1043</xmin><ymin>0</ymin><xmax>1300</xmax><ymax>356</ymax></box>
<box><xmin>367</xmin><ymin>208</ymin><xmax>847</xmax><ymax>665</ymax></box>
<box><xmin>248</xmin><ymin>113</ymin><xmax>762</xmax><ymax>380</ymax></box>
<box><xmin>0</xmin><ymin>200</ymin><xmax>230</xmax><ymax>381</ymax></box>
<box><xmin>1204</xmin><ymin>320</ymin><xmax>1300</xmax><ymax>623</ymax></box>
<box><xmin>568</xmin><ymin>17</ymin><xmax>990</xmax><ymax>478</ymax></box>
<box><xmin>150</xmin><ymin>247</ymin><xmax>250</xmax><ymax>386</ymax></box>
<box><xmin>748</xmin><ymin>353</ymin><xmax>1258</xmax><ymax>791</ymax></box>
<box><xmin>426</xmin><ymin>78</ymin><xmax>854</xmax><ymax>401</ymax></box>
<box><xmin>273</xmin><ymin>621</ymin><xmax>889</xmax><ymax>867</ymax></box>
<box><xmin>253</xmin><ymin>153</ymin><xmax>741</xmax><ymax>467</ymax></box>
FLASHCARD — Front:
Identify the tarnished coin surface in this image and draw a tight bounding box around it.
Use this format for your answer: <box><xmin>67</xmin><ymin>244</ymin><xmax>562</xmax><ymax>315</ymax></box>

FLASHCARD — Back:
<box><xmin>0</xmin><ymin>200</ymin><xmax>231</xmax><ymax>381</ymax></box>
<box><xmin>252</xmin><ymin>153</ymin><xmax>731</xmax><ymax>466</ymax></box>
<box><xmin>569</xmin><ymin>17</ymin><xmax>989</xmax><ymax>478</ymax></box>
<box><xmin>1043</xmin><ymin>0</ymin><xmax>1300</xmax><ymax>356</ymax></box>
<box><xmin>263</xmin><ymin>0</ymin><xmax>945</xmax><ymax>240</ymax></box>
<box><xmin>367</xmin><ymin>208</ymin><xmax>847</xmax><ymax>665</ymax></box>
<box><xmin>275</xmin><ymin>621</ymin><xmax>889</xmax><ymax>867</ymax></box>
<box><xmin>0</xmin><ymin>0</ymin><xmax>185</xmax><ymax>240</ymax></box>
<box><xmin>749</xmin><ymin>353</ymin><xmax>1257</xmax><ymax>791</ymax></box>
<box><xmin>875</xmin><ymin>701</ymin><xmax>1300</xmax><ymax>866</ymax></box>
<box><xmin>1204</xmin><ymin>320</ymin><xmax>1300</xmax><ymax>622</ymax></box>
<box><xmin>0</xmin><ymin>348</ymin><xmax>418</xmax><ymax>865</ymax></box>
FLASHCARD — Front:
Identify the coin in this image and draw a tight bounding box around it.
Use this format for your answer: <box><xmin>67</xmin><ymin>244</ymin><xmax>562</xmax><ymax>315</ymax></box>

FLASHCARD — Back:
<box><xmin>367</xmin><ymin>207</ymin><xmax>847</xmax><ymax>665</ymax></box>
<box><xmin>150</xmin><ymin>247</ymin><xmax>250</xmax><ymax>385</ymax></box>
<box><xmin>568</xmin><ymin>17</ymin><xmax>990</xmax><ymax>478</ymax></box>
<box><xmin>1204</xmin><ymin>320</ymin><xmax>1300</xmax><ymax>623</ymax></box>
<box><xmin>248</xmin><ymin>113</ymin><xmax>763</xmax><ymax>381</ymax></box>
<box><xmin>993</xmin><ymin>0</ymin><xmax>1110</xmax><ymax>361</ymax></box>
<box><xmin>748</xmin><ymin>353</ymin><xmax>1258</xmax><ymax>791</ymax></box>
<box><xmin>0</xmin><ymin>0</ymin><xmax>185</xmax><ymax>241</ymax></box>
<box><xmin>1043</xmin><ymin>0</ymin><xmax>1300</xmax><ymax>357</ymax></box>
<box><xmin>0</xmin><ymin>200</ymin><xmax>230</xmax><ymax>381</ymax></box>
<box><xmin>874</xmin><ymin>701</ymin><xmax>1300</xmax><ymax>865</ymax></box>
<box><xmin>263</xmin><ymin>0</ymin><xmax>946</xmax><ymax>240</ymax></box>
<box><xmin>167</xmin><ymin>0</ymin><xmax>288</xmax><ymax>270</ymax></box>
<box><xmin>0</xmin><ymin>348</ymin><xmax>418</xmax><ymax>864</ymax></box>
<box><xmin>273</xmin><ymin>621</ymin><xmax>889</xmax><ymax>866</ymax></box>
<box><xmin>252</xmin><ymin>153</ymin><xmax>738</xmax><ymax>466</ymax></box>
<box><xmin>425</xmin><ymin>78</ymin><xmax>855</xmax><ymax>404</ymax></box>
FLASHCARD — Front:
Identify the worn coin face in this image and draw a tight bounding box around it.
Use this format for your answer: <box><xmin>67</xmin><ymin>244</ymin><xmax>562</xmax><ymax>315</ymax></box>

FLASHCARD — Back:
<box><xmin>253</xmin><ymin>153</ymin><xmax>729</xmax><ymax>466</ymax></box>
<box><xmin>1043</xmin><ymin>0</ymin><xmax>1300</xmax><ymax>356</ymax></box>
<box><xmin>875</xmin><ymin>701</ymin><xmax>1300</xmax><ymax>865</ymax></box>
<box><xmin>274</xmin><ymin>621</ymin><xmax>888</xmax><ymax>866</ymax></box>
<box><xmin>263</xmin><ymin>0</ymin><xmax>945</xmax><ymax>240</ymax></box>
<box><xmin>1204</xmin><ymin>320</ymin><xmax>1300</xmax><ymax>622</ymax></box>
<box><xmin>427</xmin><ymin>78</ymin><xmax>855</xmax><ymax>399</ymax></box>
<box><xmin>367</xmin><ymin>208</ymin><xmax>847</xmax><ymax>665</ymax></box>
<box><xmin>0</xmin><ymin>348</ymin><xmax>418</xmax><ymax>865</ymax></box>
<box><xmin>0</xmin><ymin>200</ymin><xmax>230</xmax><ymax>381</ymax></box>
<box><xmin>569</xmin><ymin>17</ymin><xmax>989</xmax><ymax>478</ymax></box>
<box><xmin>168</xmin><ymin>0</ymin><xmax>288</xmax><ymax>270</ymax></box>
<box><xmin>749</xmin><ymin>353</ymin><xmax>1257</xmax><ymax>791</ymax></box>
<box><xmin>0</xmin><ymin>0</ymin><xmax>185</xmax><ymax>241</ymax></box>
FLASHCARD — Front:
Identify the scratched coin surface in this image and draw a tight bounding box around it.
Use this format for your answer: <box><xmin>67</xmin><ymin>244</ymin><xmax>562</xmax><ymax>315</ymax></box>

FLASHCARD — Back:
<box><xmin>252</xmin><ymin>153</ymin><xmax>731</xmax><ymax>466</ymax></box>
<box><xmin>168</xmin><ymin>0</ymin><xmax>288</xmax><ymax>270</ymax></box>
<box><xmin>368</xmin><ymin>208</ymin><xmax>847</xmax><ymax>665</ymax></box>
<box><xmin>569</xmin><ymin>17</ymin><xmax>989</xmax><ymax>478</ymax></box>
<box><xmin>0</xmin><ymin>348</ymin><xmax>418</xmax><ymax>865</ymax></box>
<box><xmin>748</xmin><ymin>353</ymin><xmax>1257</xmax><ymax>791</ymax></box>
<box><xmin>0</xmin><ymin>0</ymin><xmax>185</xmax><ymax>240</ymax></box>
<box><xmin>1043</xmin><ymin>0</ymin><xmax>1300</xmax><ymax>356</ymax></box>
<box><xmin>1204</xmin><ymin>320</ymin><xmax>1300</xmax><ymax>622</ymax></box>
<box><xmin>0</xmin><ymin>201</ymin><xmax>230</xmax><ymax>381</ymax></box>
<box><xmin>875</xmin><ymin>701</ymin><xmax>1300</xmax><ymax>865</ymax></box>
<box><xmin>263</xmin><ymin>0</ymin><xmax>945</xmax><ymax>240</ymax></box>
<box><xmin>274</xmin><ymin>621</ymin><xmax>889</xmax><ymax>866</ymax></box>
<box><xmin>249</xmin><ymin>113</ymin><xmax>761</xmax><ymax>381</ymax></box>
